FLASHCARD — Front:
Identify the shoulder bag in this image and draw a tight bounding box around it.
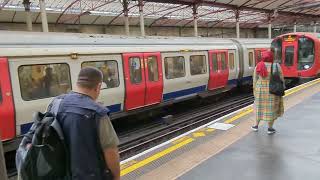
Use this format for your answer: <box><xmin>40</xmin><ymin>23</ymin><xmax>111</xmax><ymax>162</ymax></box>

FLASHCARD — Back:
<box><xmin>269</xmin><ymin>63</ymin><xmax>285</xmax><ymax>96</ymax></box>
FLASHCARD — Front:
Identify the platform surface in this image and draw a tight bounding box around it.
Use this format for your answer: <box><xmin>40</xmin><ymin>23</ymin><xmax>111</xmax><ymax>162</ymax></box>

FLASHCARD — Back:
<box><xmin>120</xmin><ymin>79</ymin><xmax>320</xmax><ymax>180</ymax></box>
<box><xmin>179</xmin><ymin>92</ymin><xmax>320</xmax><ymax>180</ymax></box>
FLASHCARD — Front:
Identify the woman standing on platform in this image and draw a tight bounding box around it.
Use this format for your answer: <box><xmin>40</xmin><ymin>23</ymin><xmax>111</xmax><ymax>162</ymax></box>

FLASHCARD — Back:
<box><xmin>252</xmin><ymin>51</ymin><xmax>284</xmax><ymax>134</ymax></box>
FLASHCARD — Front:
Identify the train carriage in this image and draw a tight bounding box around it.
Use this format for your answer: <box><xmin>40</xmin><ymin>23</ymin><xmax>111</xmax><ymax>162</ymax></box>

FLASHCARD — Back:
<box><xmin>0</xmin><ymin>31</ymin><xmax>271</xmax><ymax>148</ymax></box>
<box><xmin>272</xmin><ymin>32</ymin><xmax>320</xmax><ymax>84</ymax></box>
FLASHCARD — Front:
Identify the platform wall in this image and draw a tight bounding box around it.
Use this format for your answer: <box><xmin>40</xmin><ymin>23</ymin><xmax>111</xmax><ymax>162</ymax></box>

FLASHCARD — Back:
<box><xmin>0</xmin><ymin>22</ymin><xmax>269</xmax><ymax>38</ymax></box>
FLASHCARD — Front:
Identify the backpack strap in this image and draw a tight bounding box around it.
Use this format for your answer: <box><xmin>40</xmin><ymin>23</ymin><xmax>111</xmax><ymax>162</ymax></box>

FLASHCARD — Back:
<box><xmin>49</xmin><ymin>97</ymin><xmax>65</xmax><ymax>140</ymax></box>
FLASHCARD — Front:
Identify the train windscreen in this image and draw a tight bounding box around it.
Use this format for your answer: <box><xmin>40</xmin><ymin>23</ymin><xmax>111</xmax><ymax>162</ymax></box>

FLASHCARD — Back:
<box><xmin>271</xmin><ymin>38</ymin><xmax>282</xmax><ymax>63</ymax></box>
<box><xmin>298</xmin><ymin>37</ymin><xmax>314</xmax><ymax>70</ymax></box>
<box><xmin>0</xmin><ymin>85</ymin><xmax>2</xmax><ymax>103</ymax></box>
<box><xmin>285</xmin><ymin>46</ymin><xmax>294</xmax><ymax>66</ymax></box>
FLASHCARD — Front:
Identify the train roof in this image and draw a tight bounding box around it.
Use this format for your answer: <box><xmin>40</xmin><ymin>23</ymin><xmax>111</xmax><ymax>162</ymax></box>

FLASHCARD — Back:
<box><xmin>275</xmin><ymin>32</ymin><xmax>320</xmax><ymax>40</ymax></box>
<box><xmin>0</xmin><ymin>31</ymin><xmax>271</xmax><ymax>57</ymax></box>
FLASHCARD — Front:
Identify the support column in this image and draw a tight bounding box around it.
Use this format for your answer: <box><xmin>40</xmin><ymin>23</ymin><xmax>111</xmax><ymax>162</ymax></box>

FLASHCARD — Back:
<box><xmin>39</xmin><ymin>0</ymin><xmax>49</xmax><ymax>32</ymax></box>
<box><xmin>138</xmin><ymin>0</ymin><xmax>145</xmax><ymax>36</ymax></box>
<box><xmin>235</xmin><ymin>10</ymin><xmax>240</xmax><ymax>38</ymax></box>
<box><xmin>123</xmin><ymin>0</ymin><xmax>129</xmax><ymax>36</ymax></box>
<box><xmin>193</xmin><ymin>4</ymin><xmax>198</xmax><ymax>37</ymax></box>
<box><xmin>313</xmin><ymin>22</ymin><xmax>317</xmax><ymax>33</ymax></box>
<box><xmin>0</xmin><ymin>139</ymin><xmax>8</xmax><ymax>180</ymax></box>
<box><xmin>293</xmin><ymin>22</ymin><xmax>297</xmax><ymax>33</ymax></box>
<box><xmin>268</xmin><ymin>14</ymin><xmax>272</xmax><ymax>39</ymax></box>
<box><xmin>268</xmin><ymin>22</ymin><xmax>272</xmax><ymax>39</ymax></box>
<box><xmin>23</xmin><ymin>0</ymin><xmax>33</xmax><ymax>31</ymax></box>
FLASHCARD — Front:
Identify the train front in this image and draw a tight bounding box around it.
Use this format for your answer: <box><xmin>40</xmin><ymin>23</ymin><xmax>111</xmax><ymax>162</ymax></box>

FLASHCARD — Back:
<box><xmin>271</xmin><ymin>33</ymin><xmax>320</xmax><ymax>85</ymax></box>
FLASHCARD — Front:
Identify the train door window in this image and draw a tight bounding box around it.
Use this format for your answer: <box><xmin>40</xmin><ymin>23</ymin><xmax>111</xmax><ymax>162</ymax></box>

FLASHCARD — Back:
<box><xmin>147</xmin><ymin>56</ymin><xmax>159</xmax><ymax>82</ymax></box>
<box><xmin>82</xmin><ymin>60</ymin><xmax>120</xmax><ymax>89</ymax></box>
<box><xmin>18</xmin><ymin>63</ymin><xmax>72</xmax><ymax>101</ymax></box>
<box><xmin>190</xmin><ymin>55</ymin><xmax>207</xmax><ymax>75</ymax></box>
<box><xmin>229</xmin><ymin>53</ymin><xmax>235</xmax><ymax>70</ymax></box>
<box><xmin>0</xmin><ymin>85</ymin><xmax>2</xmax><ymax>104</ymax></box>
<box><xmin>221</xmin><ymin>53</ymin><xmax>227</xmax><ymax>70</ymax></box>
<box><xmin>164</xmin><ymin>56</ymin><xmax>185</xmax><ymax>79</ymax></box>
<box><xmin>129</xmin><ymin>57</ymin><xmax>142</xmax><ymax>84</ymax></box>
<box><xmin>212</xmin><ymin>53</ymin><xmax>218</xmax><ymax>72</ymax></box>
<box><xmin>256</xmin><ymin>50</ymin><xmax>262</xmax><ymax>63</ymax></box>
<box><xmin>298</xmin><ymin>37</ymin><xmax>314</xmax><ymax>70</ymax></box>
<box><xmin>271</xmin><ymin>38</ymin><xmax>282</xmax><ymax>63</ymax></box>
<box><xmin>249</xmin><ymin>52</ymin><xmax>254</xmax><ymax>67</ymax></box>
<box><xmin>285</xmin><ymin>46</ymin><xmax>294</xmax><ymax>66</ymax></box>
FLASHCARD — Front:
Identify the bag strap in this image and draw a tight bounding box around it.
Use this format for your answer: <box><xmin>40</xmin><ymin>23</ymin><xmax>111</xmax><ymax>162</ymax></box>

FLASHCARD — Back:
<box><xmin>49</xmin><ymin>97</ymin><xmax>65</xmax><ymax>140</ymax></box>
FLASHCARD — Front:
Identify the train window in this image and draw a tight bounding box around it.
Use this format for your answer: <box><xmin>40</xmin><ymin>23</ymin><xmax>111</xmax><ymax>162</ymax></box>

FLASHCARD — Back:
<box><xmin>0</xmin><ymin>85</ymin><xmax>2</xmax><ymax>104</ymax></box>
<box><xmin>212</xmin><ymin>53</ymin><xmax>218</xmax><ymax>72</ymax></box>
<box><xmin>82</xmin><ymin>60</ymin><xmax>120</xmax><ymax>89</ymax></box>
<box><xmin>164</xmin><ymin>56</ymin><xmax>185</xmax><ymax>79</ymax></box>
<box><xmin>249</xmin><ymin>52</ymin><xmax>254</xmax><ymax>67</ymax></box>
<box><xmin>18</xmin><ymin>64</ymin><xmax>72</xmax><ymax>101</ymax></box>
<box><xmin>147</xmin><ymin>56</ymin><xmax>159</xmax><ymax>82</ymax></box>
<box><xmin>271</xmin><ymin>38</ymin><xmax>282</xmax><ymax>63</ymax></box>
<box><xmin>256</xmin><ymin>50</ymin><xmax>262</xmax><ymax>63</ymax></box>
<box><xmin>285</xmin><ymin>46</ymin><xmax>294</xmax><ymax>66</ymax></box>
<box><xmin>298</xmin><ymin>37</ymin><xmax>314</xmax><ymax>70</ymax></box>
<box><xmin>129</xmin><ymin>57</ymin><xmax>142</xmax><ymax>84</ymax></box>
<box><xmin>229</xmin><ymin>53</ymin><xmax>235</xmax><ymax>70</ymax></box>
<box><xmin>190</xmin><ymin>55</ymin><xmax>207</xmax><ymax>75</ymax></box>
<box><xmin>221</xmin><ymin>53</ymin><xmax>227</xmax><ymax>70</ymax></box>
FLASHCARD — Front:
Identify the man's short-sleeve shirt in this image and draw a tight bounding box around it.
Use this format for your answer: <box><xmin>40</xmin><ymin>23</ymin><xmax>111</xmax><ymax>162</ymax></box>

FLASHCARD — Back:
<box><xmin>99</xmin><ymin>116</ymin><xmax>119</xmax><ymax>149</ymax></box>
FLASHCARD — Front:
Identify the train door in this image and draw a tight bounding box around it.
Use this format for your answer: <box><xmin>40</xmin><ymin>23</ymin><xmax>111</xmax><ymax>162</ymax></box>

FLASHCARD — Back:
<box><xmin>282</xmin><ymin>40</ymin><xmax>298</xmax><ymax>77</ymax></box>
<box><xmin>123</xmin><ymin>52</ymin><xmax>163</xmax><ymax>110</ymax></box>
<box><xmin>144</xmin><ymin>53</ymin><xmax>163</xmax><ymax>105</ymax></box>
<box><xmin>208</xmin><ymin>50</ymin><xmax>229</xmax><ymax>90</ymax></box>
<box><xmin>0</xmin><ymin>58</ymin><xmax>15</xmax><ymax>141</ymax></box>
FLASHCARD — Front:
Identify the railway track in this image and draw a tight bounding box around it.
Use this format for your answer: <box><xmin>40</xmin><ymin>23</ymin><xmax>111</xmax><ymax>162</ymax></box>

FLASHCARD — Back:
<box><xmin>6</xmin><ymin>93</ymin><xmax>253</xmax><ymax>179</ymax></box>
<box><xmin>119</xmin><ymin>94</ymin><xmax>253</xmax><ymax>159</ymax></box>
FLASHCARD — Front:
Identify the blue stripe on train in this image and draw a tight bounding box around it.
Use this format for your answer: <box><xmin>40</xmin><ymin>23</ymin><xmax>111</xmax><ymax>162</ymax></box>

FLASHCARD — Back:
<box><xmin>106</xmin><ymin>103</ymin><xmax>121</xmax><ymax>113</ymax></box>
<box><xmin>20</xmin><ymin>103</ymin><xmax>122</xmax><ymax>135</ymax></box>
<box><xmin>228</xmin><ymin>76</ymin><xmax>253</xmax><ymax>86</ymax></box>
<box><xmin>21</xmin><ymin>123</ymin><xmax>33</xmax><ymax>135</ymax></box>
<box><xmin>163</xmin><ymin>85</ymin><xmax>207</xmax><ymax>101</ymax></box>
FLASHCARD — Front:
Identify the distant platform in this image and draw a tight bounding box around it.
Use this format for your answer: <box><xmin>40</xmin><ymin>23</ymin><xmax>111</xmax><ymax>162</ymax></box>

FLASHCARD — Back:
<box><xmin>120</xmin><ymin>79</ymin><xmax>320</xmax><ymax>180</ymax></box>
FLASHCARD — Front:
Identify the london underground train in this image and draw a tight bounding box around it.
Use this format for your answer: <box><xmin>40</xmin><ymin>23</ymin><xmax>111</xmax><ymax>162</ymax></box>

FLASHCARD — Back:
<box><xmin>0</xmin><ymin>31</ymin><xmax>271</xmax><ymax>146</ymax></box>
<box><xmin>271</xmin><ymin>32</ymin><xmax>320</xmax><ymax>84</ymax></box>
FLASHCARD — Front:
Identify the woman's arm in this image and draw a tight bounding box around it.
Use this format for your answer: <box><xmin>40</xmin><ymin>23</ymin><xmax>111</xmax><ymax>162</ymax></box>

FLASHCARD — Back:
<box><xmin>253</xmin><ymin>67</ymin><xmax>258</xmax><ymax>97</ymax></box>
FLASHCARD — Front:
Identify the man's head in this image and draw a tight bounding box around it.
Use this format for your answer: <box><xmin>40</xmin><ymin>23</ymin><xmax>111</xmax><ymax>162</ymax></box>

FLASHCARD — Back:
<box><xmin>76</xmin><ymin>67</ymin><xmax>103</xmax><ymax>100</ymax></box>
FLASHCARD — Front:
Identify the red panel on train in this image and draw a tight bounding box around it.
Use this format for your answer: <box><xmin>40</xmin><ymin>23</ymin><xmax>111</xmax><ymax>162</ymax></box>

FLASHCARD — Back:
<box><xmin>208</xmin><ymin>50</ymin><xmax>229</xmax><ymax>90</ymax></box>
<box><xmin>0</xmin><ymin>58</ymin><xmax>15</xmax><ymax>141</ymax></box>
<box><xmin>123</xmin><ymin>52</ymin><xmax>163</xmax><ymax>110</ymax></box>
<box><xmin>143</xmin><ymin>52</ymin><xmax>163</xmax><ymax>105</ymax></box>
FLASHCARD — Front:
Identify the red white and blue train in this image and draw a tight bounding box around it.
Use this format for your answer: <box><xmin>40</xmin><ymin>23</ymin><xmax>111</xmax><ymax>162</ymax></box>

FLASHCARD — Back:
<box><xmin>0</xmin><ymin>31</ymin><xmax>272</xmax><ymax>145</ymax></box>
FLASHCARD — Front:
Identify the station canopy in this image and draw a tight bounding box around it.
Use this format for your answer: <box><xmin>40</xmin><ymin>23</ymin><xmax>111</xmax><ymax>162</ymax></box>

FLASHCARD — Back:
<box><xmin>0</xmin><ymin>0</ymin><xmax>320</xmax><ymax>28</ymax></box>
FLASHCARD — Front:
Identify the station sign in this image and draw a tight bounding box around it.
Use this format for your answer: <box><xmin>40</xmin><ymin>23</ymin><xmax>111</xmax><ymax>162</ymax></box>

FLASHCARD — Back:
<box><xmin>283</xmin><ymin>35</ymin><xmax>297</xmax><ymax>42</ymax></box>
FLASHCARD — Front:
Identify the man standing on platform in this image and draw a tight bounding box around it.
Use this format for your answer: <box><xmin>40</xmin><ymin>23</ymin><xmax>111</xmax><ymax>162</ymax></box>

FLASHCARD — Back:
<box><xmin>0</xmin><ymin>135</ymin><xmax>8</xmax><ymax>180</ymax></box>
<box><xmin>56</xmin><ymin>67</ymin><xmax>120</xmax><ymax>180</ymax></box>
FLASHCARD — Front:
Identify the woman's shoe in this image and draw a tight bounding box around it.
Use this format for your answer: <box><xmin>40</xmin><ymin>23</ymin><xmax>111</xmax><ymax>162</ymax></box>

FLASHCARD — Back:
<box><xmin>251</xmin><ymin>125</ymin><xmax>258</xmax><ymax>132</ymax></box>
<box><xmin>267</xmin><ymin>128</ymin><xmax>276</xmax><ymax>134</ymax></box>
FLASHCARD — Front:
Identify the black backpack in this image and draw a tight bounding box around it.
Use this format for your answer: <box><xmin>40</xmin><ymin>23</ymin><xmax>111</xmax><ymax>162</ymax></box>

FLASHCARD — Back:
<box><xmin>269</xmin><ymin>63</ymin><xmax>285</xmax><ymax>96</ymax></box>
<box><xmin>16</xmin><ymin>98</ymin><xmax>70</xmax><ymax>180</ymax></box>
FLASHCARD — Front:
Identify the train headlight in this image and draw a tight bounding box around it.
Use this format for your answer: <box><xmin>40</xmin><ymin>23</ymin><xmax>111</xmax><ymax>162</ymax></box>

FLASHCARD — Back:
<box><xmin>304</xmin><ymin>64</ymin><xmax>310</xmax><ymax>69</ymax></box>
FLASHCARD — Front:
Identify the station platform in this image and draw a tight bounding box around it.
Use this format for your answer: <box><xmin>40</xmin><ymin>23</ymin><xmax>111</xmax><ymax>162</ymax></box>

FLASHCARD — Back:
<box><xmin>120</xmin><ymin>78</ymin><xmax>320</xmax><ymax>180</ymax></box>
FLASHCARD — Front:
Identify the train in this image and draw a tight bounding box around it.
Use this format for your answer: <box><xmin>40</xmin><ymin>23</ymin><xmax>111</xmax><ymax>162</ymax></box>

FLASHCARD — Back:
<box><xmin>271</xmin><ymin>32</ymin><xmax>320</xmax><ymax>84</ymax></box>
<box><xmin>0</xmin><ymin>31</ymin><xmax>271</xmax><ymax>148</ymax></box>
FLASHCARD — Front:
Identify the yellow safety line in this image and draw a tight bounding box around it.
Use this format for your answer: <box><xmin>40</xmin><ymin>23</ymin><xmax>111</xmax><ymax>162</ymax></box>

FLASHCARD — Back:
<box><xmin>120</xmin><ymin>79</ymin><xmax>320</xmax><ymax>176</ymax></box>
<box><xmin>224</xmin><ymin>108</ymin><xmax>253</xmax><ymax>124</ymax></box>
<box><xmin>121</xmin><ymin>138</ymin><xmax>194</xmax><ymax>176</ymax></box>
